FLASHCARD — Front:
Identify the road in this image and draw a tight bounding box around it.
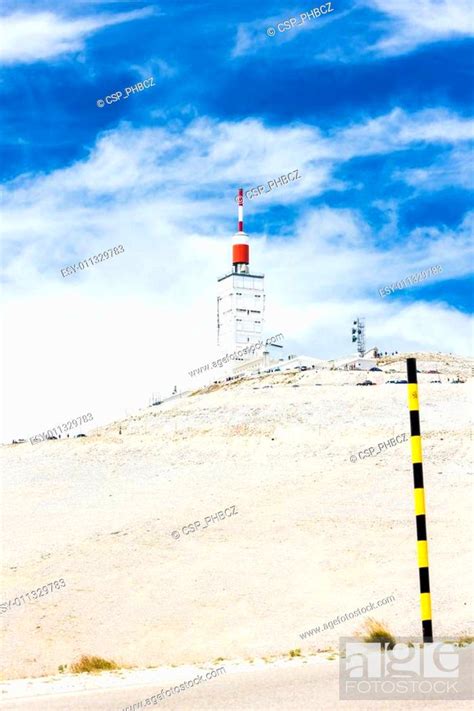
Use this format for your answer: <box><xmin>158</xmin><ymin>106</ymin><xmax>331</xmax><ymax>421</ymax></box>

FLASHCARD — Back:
<box><xmin>2</xmin><ymin>659</ymin><xmax>471</xmax><ymax>711</ymax></box>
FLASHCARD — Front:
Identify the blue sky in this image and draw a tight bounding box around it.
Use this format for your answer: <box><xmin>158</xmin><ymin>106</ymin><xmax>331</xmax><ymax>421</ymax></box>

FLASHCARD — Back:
<box><xmin>1</xmin><ymin>0</ymin><xmax>473</xmax><ymax>440</ymax></box>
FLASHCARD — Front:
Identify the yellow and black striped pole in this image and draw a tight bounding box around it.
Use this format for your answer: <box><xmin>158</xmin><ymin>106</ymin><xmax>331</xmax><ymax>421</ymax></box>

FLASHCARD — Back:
<box><xmin>407</xmin><ymin>357</ymin><xmax>433</xmax><ymax>643</ymax></box>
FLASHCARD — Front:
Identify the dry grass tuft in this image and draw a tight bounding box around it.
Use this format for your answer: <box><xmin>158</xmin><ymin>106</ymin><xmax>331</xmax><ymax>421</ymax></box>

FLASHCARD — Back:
<box><xmin>456</xmin><ymin>635</ymin><xmax>474</xmax><ymax>647</ymax></box>
<box><xmin>288</xmin><ymin>648</ymin><xmax>302</xmax><ymax>657</ymax></box>
<box><xmin>360</xmin><ymin>618</ymin><xmax>396</xmax><ymax>649</ymax></box>
<box><xmin>70</xmin><ymin>655</ymin><xmax>119</xmax><ymax>674</ymax></box>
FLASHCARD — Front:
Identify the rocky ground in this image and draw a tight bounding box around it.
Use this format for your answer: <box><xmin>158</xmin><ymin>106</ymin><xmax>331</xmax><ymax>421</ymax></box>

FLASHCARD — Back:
<box><xmin>1</xmin><ymin>352</ymin><xmax>472</xmax><ymax>685</ymax></box>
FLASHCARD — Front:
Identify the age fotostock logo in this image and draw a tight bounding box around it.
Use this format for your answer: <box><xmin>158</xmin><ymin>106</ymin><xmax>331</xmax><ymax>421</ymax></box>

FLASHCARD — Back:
<box><xmin>339</xmin><ymin>638</ymin><xmax>473</xmax><ymax>700</ymax></box>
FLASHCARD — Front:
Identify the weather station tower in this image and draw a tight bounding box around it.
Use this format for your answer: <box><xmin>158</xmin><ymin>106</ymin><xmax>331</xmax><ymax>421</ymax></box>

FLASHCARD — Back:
<box><xmin>217</xmin><ymin>189</ymin><xmax>265</xmax><ymax>362</ymax></box>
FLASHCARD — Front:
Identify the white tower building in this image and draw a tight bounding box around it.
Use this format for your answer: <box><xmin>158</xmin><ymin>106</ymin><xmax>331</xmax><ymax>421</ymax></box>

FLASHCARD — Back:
<box><xmin>217</xmin><ymin>188</ymin><xmax>265</xmax><ymax>361</ymax></box>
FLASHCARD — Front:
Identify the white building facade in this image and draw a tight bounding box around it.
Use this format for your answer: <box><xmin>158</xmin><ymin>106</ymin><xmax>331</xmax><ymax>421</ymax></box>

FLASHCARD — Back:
<box><xmin>217</xmin><ymin>271</ymin><xmax>265</xmax><ymax>354</ymax></box>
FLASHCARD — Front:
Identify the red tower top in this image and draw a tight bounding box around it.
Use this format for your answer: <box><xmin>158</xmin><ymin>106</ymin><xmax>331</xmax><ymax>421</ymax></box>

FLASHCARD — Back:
<box><xmin>233</xmin><ymin>188</ymin><xmax>249</xmax><ymax>271</ymax></box>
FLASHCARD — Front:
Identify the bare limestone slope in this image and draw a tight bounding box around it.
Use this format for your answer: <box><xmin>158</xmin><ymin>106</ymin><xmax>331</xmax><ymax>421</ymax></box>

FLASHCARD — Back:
<box><xmin>1</xmin><ymin>353</ymin><xmax>472</xmax><ymax>680</ymax></box>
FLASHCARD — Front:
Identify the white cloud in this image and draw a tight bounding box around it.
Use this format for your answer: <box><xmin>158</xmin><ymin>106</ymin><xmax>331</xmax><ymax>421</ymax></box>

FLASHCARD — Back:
<box><xmin>363</xmin><ymin>0</ymin><xmax>474</xmax><ymax>55</ymax></box>
<box><xmin>231</xmin><ymin>7</ymin><xmax>348</xmax><ymax>58</ymax></box>
<box><xmin>0</xmin><ymin>8</ymin><xmax>154</xmax><ymax>64</ymax></box>
<box><xmin>129</xmin><ymin>58</ymin><xmax>177</xmax><ymax>82</ymax></box>
<box><xmin>232</xmin><ymin>23</ymin><xmax>266</xmax><ymax>58</ymax></box>
<box><xmin>1</xmin><ymin>109</ymin><xmax>473</xmax><ymax>441</ymax></box>
<box><xmin>393</xmin><ymin>147</ymin><xmax>474</xmax><ymax>191</ymax></box>
<box><xmin>233</xmin><ymin>1</ymin><xmax>474</xmax><ymax>61</ymax></box>
<box><xmin>332</xmin><ymin>108</ymin><xmax>474</xmax><ymax>159</ymax></box>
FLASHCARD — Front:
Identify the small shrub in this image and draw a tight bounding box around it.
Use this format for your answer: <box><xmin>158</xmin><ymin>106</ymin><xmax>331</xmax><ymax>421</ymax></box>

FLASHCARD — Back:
<box><xmin>456</xmin><ymin>635</ymin><xmax>474</xmax><ymax>647</ymax></box>
<box><xmin>70</xmin><ymin>655</ymin><xmax>118</xmax><ymax>674</ymax></box>
<box><xmin>288</xmin><ymin>648</ymin><xmax>302</xmax><ymax>657</ymax></box>
<box><xmin>360</xmin><ymin>618</ymin><xmax>396</xmax><ymax>649</ymax></box>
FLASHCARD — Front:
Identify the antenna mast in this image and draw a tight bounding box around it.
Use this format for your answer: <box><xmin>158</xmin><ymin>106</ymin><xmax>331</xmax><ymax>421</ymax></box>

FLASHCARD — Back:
<box><xmin>352</xmin><ymin>317</ymin><xmax>366</xmax><ymax>357</ymax></box>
